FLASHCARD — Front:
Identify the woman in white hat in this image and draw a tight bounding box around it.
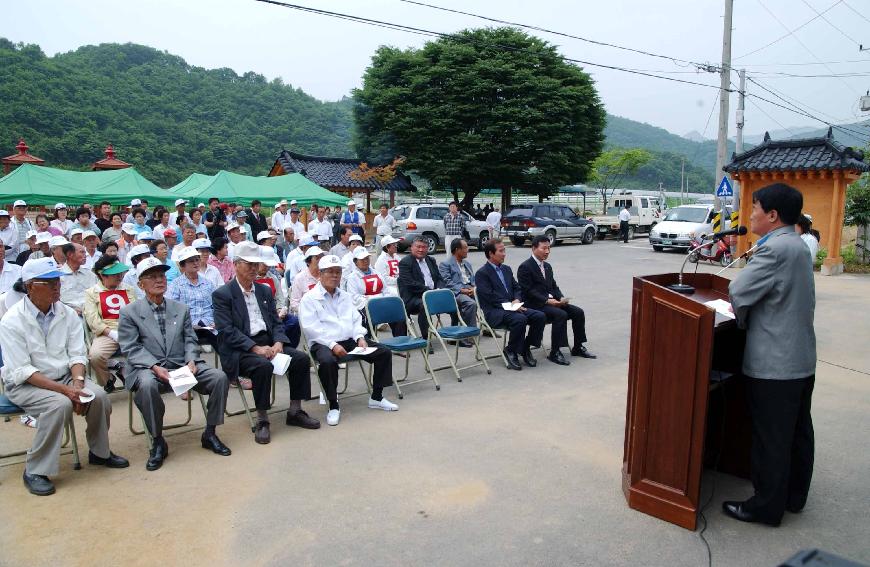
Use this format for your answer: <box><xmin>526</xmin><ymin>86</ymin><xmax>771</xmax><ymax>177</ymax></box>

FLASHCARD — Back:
<box><xmin>344</xmin><ymin>247</ymin><xmax>406</xmax><ymax>337</ymax></box>
<box><xmin>373</xmin><ymin>235</ymin><xmax>402</xmax><ymax>296</ymax></box>
<box><xmin>49</xmin><ymin>203</ymin><xmax>73</xmax><ymax>236</ymax></box>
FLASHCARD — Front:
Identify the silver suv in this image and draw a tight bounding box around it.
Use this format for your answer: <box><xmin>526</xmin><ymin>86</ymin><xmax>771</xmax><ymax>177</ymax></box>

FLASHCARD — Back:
<box><xmin>390</xmin><ymin>203</ymin><xmax>492</xmax><ymax>254</ymax></box>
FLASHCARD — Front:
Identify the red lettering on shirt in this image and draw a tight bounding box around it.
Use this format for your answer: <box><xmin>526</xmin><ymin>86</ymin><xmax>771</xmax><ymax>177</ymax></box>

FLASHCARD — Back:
<box><xmin>363</xmin><ymin>274</ymin><xmax>384</xmax><ymax>296</ymax></box>
<box><xmin>387</xmin><ymin>259</ymin><xmax>399</xmax><ymax>277</ymax></box>
<box><xmin>99</xmin><ymin>289</ymin><xmax>130</xmax><ymax>319</ymax></box>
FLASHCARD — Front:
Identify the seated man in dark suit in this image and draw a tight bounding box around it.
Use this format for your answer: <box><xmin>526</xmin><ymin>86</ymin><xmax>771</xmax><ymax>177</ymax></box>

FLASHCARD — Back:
<box><xmin>517</xmin><ymin>235</ymin><xmax>596</xmax><ymax>366</ymax></box>
<box><xmin>212</xmin><ymin>241</ymin><xmax>318</xmax><ymax>445</ymax></box>
<box><xmin>437</xmin><ymin>238</ymin><xmax>478</xmax><ymax>347</ymax></box>
<box><xmin>475</xmin><ymin>240</ymin><xmax>546</xmax><ymax>371</ymax></box>
<box><xmin>117</xmin><ymin>257</ymin><xmax>231</xmax><ymax>472</ymax></box>
<box><xmin>398</xmin><ymin>236</ymin><xmax>448</xmax><ymax>342</ymax></box>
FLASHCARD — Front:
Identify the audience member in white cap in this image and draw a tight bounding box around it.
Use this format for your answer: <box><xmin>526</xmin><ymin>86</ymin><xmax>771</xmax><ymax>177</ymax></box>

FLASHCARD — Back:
<box><xmin>270</xmin><ymin>199</ymin><xmax>290</xmax><ymax>237</ymax></box>
<box><xmin>284</xmin><ymin>235</ymin><xmax>316</xmax><ymax>288</ymax></box>
<box><xmin>115</xmin><ymin>223</ymin><xmax>138</xmax><ymax>264</ymax></box>
<box><xmin>0</xmin><ymin>239</ymin><xmax>22</xmax><ymax>294</ymax></box>
<box><xmin>59</xmin><ymin>242</ymin><xmax>97</xmax><ymax>315</ymax></box>
<box><xmin>168</xmin><ymin>198</ymin><xmax>188</xmax><ymax>228</ymax></box>
<box><xmin>192</xmin><ymin>238</ymin><xmax>224</xmax><ymax>289</ymax></box>
<box><xmin>1</xmin><ymin>257</ymin><xmax>128</xmax><ymax>496</ymax></box>
<box><xmin>0</xmin><ymin>210</ymin><xmax>16</xmax><ymax>253</ymax></box>
<box><xmin>339</xmin><ymin>234</ymin><xmax>365</xmax><ymax>288</ymax></box>
<box><xmin>225</xmin><ymin>222</ymin><xmax>244</xmax><ymax>260</ymax></box>
<box><xmin>287</xmin><ymin>207</ymin><xmax>305</xmax><ymax>240</ymax></box>
<box><xmin>122</xmin><ymin>244</ymin><xmax>151</xmax><ymax>288</ymax></box>
<box><xmin>374</xmin><ymin>235</ymin><xmax>402</xmax><ymax>296</ymax></box>
<box><xmin>255</xmin><ymin>245</ymin><xmax>299</xmax><ymax>346</ymax></box>
<box><xmin>69</xmin><ymin>228</ymin><xmax>84</xmax><ymax>245</ymax></box>
<box><xmin>299</xmin><ymin>254</ymin><xmax>398</xmax><ymax>426</ymax></box>
<box><xmin>10</xmin><ymin>200</ymin><xmax>35</xmax><ymax>257</ymax></box>
<box><xmin>84</xmin><ymin>255</ymin><xmax>137</xmax><ymax>389</ymax></box>
<box><xmin>14</xmin><ymin>231</ymin><xmax>39</xmax><ymax>266</ymax></box>
<box><xmin>49</xmin><ymin>203</ymin><xmax>73</xmax><ymax>237</ymax></box>
<box><xmin>82</xmin><ymin>231</ymin><xmax>102</xmax><ymax>270</ymax></box>
<box><xmin>21</xmin><ymin>232</ymin><xmax>52</xmax><ymax>264</ymax></box>
<box><xmin>289</xmin><ymin>246</ymin><xmax>324</xmax><ymax>314</ymax></box>
<box><xmin>48</xmin><ymin>236</ymin><xmax>68</xmax><ymax>266</ymax></box>
<box><xmin>167</xmin><ymin>246</ymin><xmax>218</xmax><ymax>348</ymax></box>
<box><xmin>340</xmin><ymin>199</ymin><xmax>365</xmax><ymax>238</ymax></box>
<box><xmin>345</xmin><ymin>246</ymin><xmax>403</xmax><ymax>317</ymax></box>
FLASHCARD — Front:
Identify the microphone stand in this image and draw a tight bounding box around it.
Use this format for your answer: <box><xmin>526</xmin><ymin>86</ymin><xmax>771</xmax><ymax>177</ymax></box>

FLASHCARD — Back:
<box><xmin>667</xmin><ymin>237</ymin><xmax>716</xmax><ymax>294</ymax></box>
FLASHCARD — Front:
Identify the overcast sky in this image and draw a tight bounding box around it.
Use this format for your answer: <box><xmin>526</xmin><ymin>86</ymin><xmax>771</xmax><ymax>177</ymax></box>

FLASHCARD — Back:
<box><xmin>4</xmin><ymin>0</ymin><xmax>870</xmax><ymax>141</ymax></box>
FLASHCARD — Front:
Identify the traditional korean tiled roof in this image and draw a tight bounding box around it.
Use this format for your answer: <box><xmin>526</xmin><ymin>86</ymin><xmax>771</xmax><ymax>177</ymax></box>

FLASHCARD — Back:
<box><xmin>2</xmin><ymin>138</ymin><xmax>45</xmax><ymax>166</ymax></box>
<box><xmin>272</xmin><ymin>150</ymin><xmax>416</xmax><ymax>191</ymax></box>
<box><xmin>724</xmin><ymin>128</ymin><xmax>869</xmax><ymax>174</ymax></box>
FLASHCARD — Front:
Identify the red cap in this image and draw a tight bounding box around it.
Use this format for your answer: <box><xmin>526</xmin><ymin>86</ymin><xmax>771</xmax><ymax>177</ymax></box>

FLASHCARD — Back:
<box><xmin>163</xmin><ymin>228</ymin><xmax>177</xmax><ymax>237</ymax></box>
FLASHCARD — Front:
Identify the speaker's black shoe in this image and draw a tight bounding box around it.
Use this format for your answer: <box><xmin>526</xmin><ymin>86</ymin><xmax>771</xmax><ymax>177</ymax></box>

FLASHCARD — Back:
<box><xmin>571</xmin><ymin>345</ymin><xmax>597</xmax><ymax>359</ymax></box>
<box><xmin>722</xmin><ymin>501</ymin><xmax>781</xmax><ymax>527</ymax></box>
<box><xmin>522</xmin><ymin>349</ymin><xmax>537</xmax><ymax>367</ymax></box>
<box><xmin>503</xmin><ymin>349</ymin><xmax>522</xmax><ymax>371</ymax></box>
<box><xmin>146</xmin><ymin>437</ymin><xmax>168</xmax><ymax>471</ymax></box>
<box><xmin>201</xmin><ymin>433</ymin><xmax>232</xmax><ymax>456</ymax></box>
<box><xmin>547</xmin><ymin>349</ymin><xmax>571</xmax><ymax>366</ymax></box>
<box><xmin>88</xmin><ymin>451</ymin><xmax>130</xmax><ymax>468</ymax></box>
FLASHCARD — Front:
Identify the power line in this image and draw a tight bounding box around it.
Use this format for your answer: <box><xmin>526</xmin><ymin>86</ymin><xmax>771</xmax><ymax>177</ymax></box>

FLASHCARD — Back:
<box><xmin>750</xmin><ymin>77</ymin><xmax>854</xmax><ymax>123</ymax></box>
<box><xmin>749</xmin><ymin>71</ymin><xmax>870</xmax><ymax>78</ymax></box>
<box><xmin>799</xmin><ymin>0</ymin><xmax>861</xmax><ymax>46</ymax></box>
<box><xmin>397</xmin><ymin>0</ymin><xmax>707</xmax><ymax>68</ymax></box>
<box><xmin>740</xmin><ymin>58</ymin><xmax>870</xmax><ymax>67</ymax></box>
<box><xmin>841</xmin><ymin>0</ymin><xmax>870</xmax><ymax>25</ymax></box>
<box><xmin>253</xmin><ymin>0</ymin><xmax>728</xmax><ymax>91</ymax></box>
<box><xmin>734</xmin><ymin>0</ymin><xmax>843</xmax><ymax>60</ymax></box>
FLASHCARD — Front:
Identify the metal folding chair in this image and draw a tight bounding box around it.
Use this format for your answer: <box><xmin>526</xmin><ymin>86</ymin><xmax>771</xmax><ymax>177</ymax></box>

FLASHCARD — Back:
<box><xmin>422</xmin><ymin>289</ymin><xmax>491</xmax><ymax>382</ymax></box>
<box><xmin>300</xmin><ymin>328</ymin><xmax>372</xmax><ymax>401</ymax></box>
<box><xmin>474</xmin><ymin>294</ymin><xmax>511</xmax><ymax>366</ymax></box>
<box><xmin>205</xmin><ymin>340</ymin><xmax>277</xmax><ymax>432</ymax></box>
<box><xmin>365</xmin><ymin>296</ymin><xmax>438</xmax><ymax>399</ymax></box>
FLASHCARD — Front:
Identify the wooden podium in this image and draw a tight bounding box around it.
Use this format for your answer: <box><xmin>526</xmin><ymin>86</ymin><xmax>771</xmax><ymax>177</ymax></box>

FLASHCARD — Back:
<box><xmin>622</xmin><ymin>272</ymin><xmax>751</xmax><ymax>530</ymax></box>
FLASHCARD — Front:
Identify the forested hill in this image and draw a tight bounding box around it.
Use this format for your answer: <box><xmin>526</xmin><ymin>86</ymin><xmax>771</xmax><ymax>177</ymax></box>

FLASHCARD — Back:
<box><xmin>1</xmin><ymin>39</ymin><xmax>719</xmax><ymax>191</ymax></box>
<box><xmin>0</xmin><ymin>40</ymin><xmax>355</xmax><ymax>186</ymax></box>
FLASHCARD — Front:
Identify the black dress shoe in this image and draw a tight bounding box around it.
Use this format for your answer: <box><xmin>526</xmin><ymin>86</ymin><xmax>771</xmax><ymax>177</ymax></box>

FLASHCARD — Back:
<box><xmin>547</xmin><ymin>349</ymin><xmax>571</xmax><ymax>366</ymax></box>
<box><xmin>23</xmin><ymin>472</ymin><xmax>55</xmax><ymax>496</ymax></box>
<box><xmin>286</xmin><ymin>409</ymin><xmax>321</xmax><ymax>429</ymax></box>
<box><xmin>146</xmin><ymin>437</ymin><xmax>168</xmax><ymax>471</ymax></box>
<box><xmin>571</xmin><ymin>345</ymin><xmax>597</xmax><ymax>359</ymax></box>
<box><xmin>254</xmin><ymin>420</ymin><xmax>271</xmax><ymax>444</ymax></box>
<box><xmin>503</xmin><ymin>349</ymin><xmax>522</xmax><ymax>371</ymax></box>
<box><xmin>522</xmin><ymin>349</ymin><xmax>537</xmax><ymax>367</ymax></box>
<box><xmin>88</xmin><ymin>451</ymin><xmax>130</xmax><ymax>468</ymax></box>
<box><xmin>201</xmin><ymin>433</ymin><xmax>232</xmax><ymax>456</ymax></box>
<box><xmin>722</xmin><ymin>501</ymin><xmax>780</xmax><ymax>527</ymax></box>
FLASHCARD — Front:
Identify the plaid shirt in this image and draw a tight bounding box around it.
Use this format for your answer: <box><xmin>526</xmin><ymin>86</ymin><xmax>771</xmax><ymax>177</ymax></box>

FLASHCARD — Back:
<box><xmin>147</xmin><ymin>299</ymin><xmax>167</xmax><ymax>343</ymax></box>
<box><xmin>443</xmin><ymin>212</ymin><xmax>466</xmax><ymax>236</ymax></box>
<box><xmin>167</xmin><ymin>274</ymin><xmax>216</xmax><ymax>326</ymax></box>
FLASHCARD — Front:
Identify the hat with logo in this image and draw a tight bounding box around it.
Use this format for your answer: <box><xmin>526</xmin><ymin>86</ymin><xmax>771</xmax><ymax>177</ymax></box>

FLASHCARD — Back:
<box><xmin>130</xmin><ymin>199</ymin><xmax>142</xmax><ymax>206</ymax></box>
<box><xmin>129</xmin><ymin>244</ymin><xmax>151</xmax><ymax>259</ymax></box>
<box><xmin>174</xmin><ymin>198</ymin><xmax>188</xmax><ymax>207</ymax></box>
<box><xmin>256</xmin><ymin>230</ymin><xmax>272</xmax><ymax>243</ymax></box>
<box><xmin>352</xmin><ymin>247</ymin><xmax>371</xmax><ymax>261</ymax></box>
<box><xmin>226</xmin><ymin>222</ymin><xmax>240</xmax><ymax>232</ymax></box>
<box><xmin>138</xmin><ymin>231</ymin><xmax>155</xmax><ymax>241</ymax></box>
<box><xmin>176</xmin><ymin>246</ymin><xmax>200</xmax><ymax>264</ymax></box>
<box><xmin>69</xmin><ymin>228</ymin><xmax>84</xmax><ymax>238</ymax></box>
<box><xmin>22</xmin><ymin>257</ymin><xmax>66</xmax><ymax>281</ymax></box>
<box><xmin>233</xmin><ymin>241</ymin><xmax>263</xmax><ymax>263</ymax></box>
<box><xmin>82</xmin><ymin>230</ymin><xmax>98</xmax><ymax>240</ymax></box>
<box><xmin>13</xmin><ymin>200</ymin><xmax>27</xmax><ymax>207</ymax></box>
<box><xmin>136</xmin><ymin>256</ymin><xmax>171</xmax><ymax>279</ymax></box>
<box><xmin>121</xmin><ymin>223</ymin><xmax>138</xmax><ymax>236</ymax></box>
<box><xmin>380</xmin><ymin>235</ymin><xmax>401</xmax><ymax>248</ymax></box>
<box><xmin>349</xmin><ymin>234</ymin><xmax>363</xmax><ymax>243</ymax></box>
<box><xmin>318</xmin><ymin>254</ymin><xmax>343</xmax><ymax>270</ymax></box>
<box><xmin>54</xmin><ymin>203</ymin><xmax>67</xmax><ymax>210</ymax></box>
<box><xmin>192</xmin><ymin>238</ymin><xmax>212</xmax><ymax>250</ymax></box>
<box><xmin>0</xmin><ymin>210</ymin><xmax>8</xmax><ymax>217</ymax></box>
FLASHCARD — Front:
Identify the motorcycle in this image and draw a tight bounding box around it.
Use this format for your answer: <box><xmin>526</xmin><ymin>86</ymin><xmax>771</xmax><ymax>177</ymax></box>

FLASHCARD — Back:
<box><xmin>687</xmin><ymin>234</ymin><xmax>732</xmax><ymax>267</ymax></box>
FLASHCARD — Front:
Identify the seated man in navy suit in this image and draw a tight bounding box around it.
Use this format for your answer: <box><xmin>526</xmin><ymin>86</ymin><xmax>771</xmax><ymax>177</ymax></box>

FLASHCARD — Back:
<box><xmin>517</xmin><ymin>235</ymin><xmax>596</xmax><ymax>366</ymax></box>
<box><xmin>474</xmin><ymin>240</ymin><xmax>546</xmax><ymax>371</ymax></box>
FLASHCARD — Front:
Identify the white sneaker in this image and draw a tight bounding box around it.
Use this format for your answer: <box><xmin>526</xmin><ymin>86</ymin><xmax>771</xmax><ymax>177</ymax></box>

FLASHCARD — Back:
<box><xmin>368</xmin><ymin>397</ymin><xmax>399</xmax><ymax>411</ymax></box>
<box><xmin>326</xmin><ymin>409</ymin><xmax>341</xmax><ymax>426</ymax></box>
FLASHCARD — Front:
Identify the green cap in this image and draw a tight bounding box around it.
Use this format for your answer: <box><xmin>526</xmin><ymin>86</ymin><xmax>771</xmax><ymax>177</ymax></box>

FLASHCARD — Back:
<box><xmin>99</xmin><ymin>261</ymin><xmax>130</xmax><ymax>276</ymax></box>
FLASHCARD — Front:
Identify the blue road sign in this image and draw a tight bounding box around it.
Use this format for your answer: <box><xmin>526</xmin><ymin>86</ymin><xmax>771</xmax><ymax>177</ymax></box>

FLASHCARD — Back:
<box><xmin>716</xmin><ymin>175</ymin><xmax>733</xmax><ymax>197</ymax></box>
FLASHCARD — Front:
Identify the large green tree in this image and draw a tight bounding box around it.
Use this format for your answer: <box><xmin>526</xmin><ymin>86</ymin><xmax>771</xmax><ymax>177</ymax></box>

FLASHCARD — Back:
<box><xmin>353</xmin><ymin>28</ymin><xmax>606</xmax><ymax>207</ymax></box>
<box><xmin>588</xmin><ymin>147</ymin><xmax>653</xmax><ymax>213</ymax></box>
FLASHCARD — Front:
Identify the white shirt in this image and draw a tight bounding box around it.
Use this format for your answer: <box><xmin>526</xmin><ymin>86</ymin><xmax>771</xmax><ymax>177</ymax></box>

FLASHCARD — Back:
<box><xmin>417</xmin><ymin>257</ymin><xmax>434</xmax><ymax>289</ymax></box>
<box><xmin>340</xmin><ymin>247</ymin><xmax>362</xmax><ymax>287</ymax></box>
<box><xmin>59</xmin><ymin>264</ymin><xmax>97</xmax><ymax>312</ymax></box>
<box><xmin>0</xmin><ymin>225</ymin><xmax>17</xmax><ymax>252</ymax></box>
<box><xmin>485</xmin><ymin>211</ymin><xmax>502</xmax><ymax>228</ymax></box>
<box><xmin>0</xmin><ymin>260</ymin><xmax>22</xmax><ymax>294</ymax></box>
<box><xmin>270</xmin><ymin>211</ymin><xmax>291</xmax><ymax>232</ymax></box>
<box><xmin>286</xmin><ymin>251</ymin><xmax>307</xmax><ymax>284</ymax></box>
<box><xmin>169</xmin><ymin>211</ymin><xmax>186</xmax><ymax>227</ymax></box>
<box><xmin>287</xmin><ymin>220</ymin><xmax>306</xmax><ymax>239</ymax></box>
<box><xmin>199</xmin><ymin>264</ymin><xmax>224</xmax><ymax>290</ymax></box>
<box><xmin>299</xmin><ymin>282</ymin><xmax>366</xmax><ymax>349</ymax></box>
<box><xmin>50</xmin><ymin>218</ymin><xmax>73</xmax><ymax>236</ymax></box>
<box><xmin>237</xmin><ymin>279</ymin><xmax>267</xmax><ymax>336</ymax></box>
<box><xmin>83</xmin><ymin>249</ymin><xmax>102</xmax><ymax>270</ymax></box>
<box><xmin>290</xmin><ymin>269</ymin><xmax>319</xmax><ymax>314</ymax></box>
<box><xmin>307</xmin><ymin>218</ymin><xmax>333</xmax><ymax>242</ymax></box>
<box><xmin>800</xmin><ymin>232</ymin><xmax>819</xmax><ymax>263</ymax></box>
<box><xmin>618</xmin><ymin>209</ymin><xmax>632</xmax><ymax>222</ymax></box>
<box><xmin>10</xmin><ymin>217</ymin><xmax>34</xmax><ymax>255</ymax></box>
<box><xmin>373</xmin><ymin>213</ymin><xmax>396</xmax><ymax>236</ymax></box>
<box><xmin>345</xmin><ymin>266</ymin><xmax>396</xmax><ymax>311</ymax></box>
<box><xmin>330</xmin><ymin>242</ymin><xmax>350</xmax><ymax>258</ymax></box>
<box><xmin>374</xmin><ymin>251</ymin><xmax>401</xmax><ymax>288</ymax></box>
<box><xmin>0</xmin><ymin>297</ymin><xmax>87</xmax><ymax>387</ymax></box>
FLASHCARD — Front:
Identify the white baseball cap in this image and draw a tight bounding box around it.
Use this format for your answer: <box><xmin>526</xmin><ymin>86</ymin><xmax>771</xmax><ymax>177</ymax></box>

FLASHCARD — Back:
<box><xmin>352</xmin><ymin>247</ymin><xmax>371</xmax><ymax>261</ymax></box>
<box><xmin>35</xmin><ymin>232</ymin><xmax>52</xmax><ymax>245</ymax></box>
<box><xmin>349</xmin><ymin>234</ymin><xmax>363</xmax><ymax>243</ymax></box>
<box><xmin>192</xmin><ymin>237</ymin><xmax>212</xmax><ymax>250</ymax></box>
<box><xmin>233</xmin><ymin>241</ymin><xmax>263</xmax><ymax>263</ymax></box>
<box><xmin>256</xmin><ymin>230</ymin><xmax>272</xmax><ymax>242</ymax></box>
<box><xmin>176</xmin><ymin>246</ymin><xmax>199</xmax><ymax>263</ymax></box>
<box><xmin>136</xmin><ymin>256</ymin><xmax>171</xmax><ymax>279</ymax></box>
<box><xmin>347</xmin><ymin>199</ymin><xmax>356</xmax><ymax>207</ymax></box>
<box><xmin>380</xmin><ymin>235</ymin><xmax>401</xmax><ymax>247</ymax></box>
<box><xmin>174</xmin><ymin>198</ymin><xmax>188</xmax><ymax>207</ymax></box>
<box><xmin>121</xmin><ymin>223</ymin><xmax>138</xmax><ymax>235</ymax></box>
<box><xmin>69</xmin><ymin>228</ymin><xmax>84</xmax><ymax>238</ymax></box>
<box><xmin>196</xmin><ymin>203</ymin><xmax>206</xmax><ymax>208</ymax></box>
<box><xmin>13</xmin><ymin>199</ymin><xmax>27</xmax><ymax>207</ymax></box>
<box><xmin>49</xmin><ymin>236</ymin><xmax>69</xmax><ymax>248</ymax></box>
<box><xmin>290</xmin><ymin>199</ymin><xmax>297</xmax><ymax>206</ymax></box>
<box><xmin>25</xmin><ymin>230</ymin><xmax>38</xmax><ymax>240</ymax></box>
<box><xmin>54</xmin><ymin>203</ymin><xmax>67</xmax><ymax>210</ymax></box>
<box><xmin>304</xmin><ymin>246</ymin><xmax>325</xmax><ymax>259</ymax></box>
<box><xmin>318</xmin><ymin>254</ymin><xmax>343</xmax><ymax>270</ymax></box>
<box><xmin>129</xmin><ymin>244</ymin><xmax>151</xmax><ymax>258</ymax></box>
<box><xmin>130</xmin><ymin>198</ymin><xmax>142</xmax><ymax>206</ymax></box>
<box><xmin>0</xmin><ymin>210</ymin><xmax>8</xmax><ymax>217</ymax></box>
<box><xmin>259</xmin><ymin>246</ymin><xmax>279</xmax><ymax>267</ymax></box>
<box><xmin>82</xmin><ymin>230</ymin><xmax>98</xmax><ymax>240</ymax></box>
<box><xmin>276</xmin><ymin>199</ymin><xmax>288</xmax><ymax>207</ymax></box>
<box><xmin>138</xmin><ymin>231</ymin><xmax>155</xmax><ymax>241</ymax></box>
<box><xmin>21</xmin><ymin>257</ymin><xmax>66</xmax><ymax>281</ymax></box>
<box><xmin>226</xmin><ymin>222</ymin><xmax>240</xmax><ymax>232</ymax></box>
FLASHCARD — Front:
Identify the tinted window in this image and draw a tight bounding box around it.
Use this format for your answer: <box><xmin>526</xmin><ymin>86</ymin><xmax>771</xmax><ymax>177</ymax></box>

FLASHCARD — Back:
<box><xmin>505</xmin><ymin>208</ymin><xmax>533</xmax><ymax>217</ymax></box>
<box><xmin>640</xmin><ymin>198</ymin><xmax>649</xmax><ymax>208</ymax></box>
<box><xmin>536</xmin><ymin>206</ymin><xmax>553</xmax><ymax>218</ymax></box>
<box><xmin>415</xmin><ymin>207</ymin><xmax>430</xmax><ymax>220</ymax></box>
<box><xmin>559</xmin><ymin>206</ymin><xmax>576</xmax><ymax>218</ymax></box>
<box><xmin>391</xmin><ymin>207</ymin><xmax>410</xmax><ymax>220</ymax></box>
<box><xmin>662</xmin><ymin>207</ymin><xmax>708</xmax><ymax>223</ymax></box>
<box><xmin>430</xmin><ymin>207</ymin><xmax>448</xmax><ymax>220</ymax></box>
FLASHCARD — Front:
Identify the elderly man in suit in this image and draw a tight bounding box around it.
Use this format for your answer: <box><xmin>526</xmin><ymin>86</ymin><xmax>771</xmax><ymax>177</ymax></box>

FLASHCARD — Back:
<box><xmin>517</xmin><ymin>235</ymin><xmax>596</xmax><ymax>366</ymax></box>
<box><xmin>212</xmin><ymin>241</ymin><xmax>317</xmax><ymax>445</ymax></box>
<box><xmin>723</xmin><ymin>183</ymin><xmax>817</xmax><ymax>527</ymax></box>
<box><xmin>117</xmin><ymin>257</ymin><xmax>231</xmax><ymax>471</ymax></box>
<box><xmin>475</xmin><ymin>240</ymin><xmax>546</xmax><ymax>371</ymax></box>
<box><xmin>437</xmin><ymin>238</ymin><xmax>477</xmax><ymax>347</ymax></box>
<box><xmin>398</xmin><ymin>236</ymin><xmax>449</xmax><ymax>342</ymax></box>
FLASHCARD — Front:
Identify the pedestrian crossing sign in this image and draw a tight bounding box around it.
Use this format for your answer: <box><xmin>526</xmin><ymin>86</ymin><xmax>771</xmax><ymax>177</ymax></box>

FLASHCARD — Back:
<box><xmin>716</xmin><ymin>176</ymin><xmax>733</xmax><ymax>197</ymax></box>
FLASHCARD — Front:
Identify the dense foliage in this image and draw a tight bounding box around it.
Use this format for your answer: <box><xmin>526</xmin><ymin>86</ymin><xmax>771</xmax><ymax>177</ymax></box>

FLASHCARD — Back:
<box><xmin>0</xmin><ymin>39</ymin><xmax>355</xmax><ymax>187</ymax></box>
<box><xmin>353</xmin><ymin>28</ymin><xmax>607</xmax><ymax>207</ymax></box>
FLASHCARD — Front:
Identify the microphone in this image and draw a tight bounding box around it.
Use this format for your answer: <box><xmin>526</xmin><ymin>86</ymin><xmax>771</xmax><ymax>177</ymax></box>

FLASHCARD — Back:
<box><xmin>710</xmin><ymin>226</ymin><xmax>747</xmax><ymax>240</ymax></box>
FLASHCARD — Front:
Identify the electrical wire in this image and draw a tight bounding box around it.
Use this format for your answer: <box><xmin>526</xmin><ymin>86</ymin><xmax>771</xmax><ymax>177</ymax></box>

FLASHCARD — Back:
<box><xmin>734</xmin><ymin>0</ymin><xmax>843</xmax><ymax>60</ymax></box>
<box><xmin>841</xmin><ymin>0</ymin><xmax>870</xmax><ymax>25</ymax></box>
<box><xmin>253</xmin><ymin>0</ymin><xmax>728</xmax><ymax>91</ymax></box>
<box><xmin>740</xmin><ymin>59</ymin><xmax>870</xmax><ymax>67</ymax></box>
<box><xmin>749</xmin><ymin>77</ymin><xmax>853</xmax><ymax>123</ymax></box>
<box><xmin>799</xmin><ymin>0</ymin><xmax>861</xmax><ymax>46</ymax></box>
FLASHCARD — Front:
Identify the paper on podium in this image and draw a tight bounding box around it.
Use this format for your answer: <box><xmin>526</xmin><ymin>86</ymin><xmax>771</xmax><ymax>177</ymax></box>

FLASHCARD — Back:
<box><xmin>704</xmin><ymin>299</ymin><xmax>735</xmax><ymax>319</ymax></box>
<box><xmin>168</xmin><ymin>367</ymin><xmax>198</xmax><ymax>397</ymax></box>
<box><xmin>271</xmin><ymin>352</ymin><xmax>292</xmax><ymax>375</ymax></box>
<box><xmin>348</xmin><ymin>346</ymin><xmax>376</xmax><ymax>356</ymax></box>
<box><xmin>501</xmin><ymin>302</ymin><xmax>524</xmax><ymax>311</ymax></box>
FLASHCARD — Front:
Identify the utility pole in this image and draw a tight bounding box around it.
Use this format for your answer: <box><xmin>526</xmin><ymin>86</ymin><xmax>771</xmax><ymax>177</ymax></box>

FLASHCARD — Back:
<box><xmin>733</xmin><ymin>69</ymin><xmax>746</xmax><ymax>215</ymax></box>
<box><xmin>680</xmin><ymin>157</ymin><xmax>685</xmax><ymax>204</ymax></box>
<box><xmin>714</xmin><ymin>0</ymin><xmax>734</xmax><ymax>211</ymax></box>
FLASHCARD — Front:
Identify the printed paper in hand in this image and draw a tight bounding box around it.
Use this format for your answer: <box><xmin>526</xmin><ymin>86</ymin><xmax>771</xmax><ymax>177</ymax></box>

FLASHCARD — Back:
<box><xmin>704</xmin><ymin>299</ymin><xmax>735</xmax><ymax>319</ymax></box>
<box><xmin>271</xmin><ymin>352</ymin><xmax>292</xmax><ymax>375</ymax></box>
<box><xmin>168</xmin><ymin>367</ymin><xmax>198</xmax><ymax>397</ymax></box>
<box><xmin>501</xmin><ymin>302</ymin><xmax>524</xmax><ymax>311</ymax></box>
<box><xmin>349</xmin><ymin>346</ymin><xmax>376</xmax><ymax>356</ymax></box>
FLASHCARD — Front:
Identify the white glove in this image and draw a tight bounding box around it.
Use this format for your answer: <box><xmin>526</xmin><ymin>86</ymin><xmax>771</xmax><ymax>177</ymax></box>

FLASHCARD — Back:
<box><xmin>108</xmin><ymin>330</ymin><xmax>119</xmax><ymax>342</ymax></box>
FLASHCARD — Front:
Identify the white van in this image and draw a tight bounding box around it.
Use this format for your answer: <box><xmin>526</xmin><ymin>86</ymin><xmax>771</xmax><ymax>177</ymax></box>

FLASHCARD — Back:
<box><xmin>648</xmin><ymin>205</ymin><xmax>731</xmax><ymax>251</ymax></box>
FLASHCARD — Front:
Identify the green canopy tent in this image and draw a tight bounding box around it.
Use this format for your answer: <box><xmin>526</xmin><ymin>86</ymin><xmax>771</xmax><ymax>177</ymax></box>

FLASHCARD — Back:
<box><xmin>168</xmin><ymin>170</ymin><xmax>348</xmax><ymax>208</ymax></box>
<box><xmin>0</xmin><ymin>163</ymin><xmax>178</xmax><ymax>207</ymax></box>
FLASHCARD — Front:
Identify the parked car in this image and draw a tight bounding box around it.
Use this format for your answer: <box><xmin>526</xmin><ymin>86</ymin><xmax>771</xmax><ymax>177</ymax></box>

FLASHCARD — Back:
<box><xmin>589</xmin><ymin>194</ymin><xmax>662</xmax><ymax>240</ymax></box>
<box><xmin>648</xmin><ymin>204</ymin><xmax>731</xmax><ymax>251</ymax></box>
<box><xmin>390</xmin><ymin>203</ymin><xmax>491</xmax><ymax>254</ymax></box>
<box><xmin>500</xmin><ymin>204</ymin><xmax>597</xmax><ymax>247</ymax></box>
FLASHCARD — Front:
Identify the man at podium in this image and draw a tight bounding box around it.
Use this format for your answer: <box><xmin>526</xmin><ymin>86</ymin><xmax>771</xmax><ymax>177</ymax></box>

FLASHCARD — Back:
<box><xmin>724</xmin><ymin>183</ymin><xmax>816</xmax><ymax>527</ymax></box>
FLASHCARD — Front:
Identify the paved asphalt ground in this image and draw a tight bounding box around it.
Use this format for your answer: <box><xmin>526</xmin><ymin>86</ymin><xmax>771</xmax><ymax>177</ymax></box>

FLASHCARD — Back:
<box><xmin>2</xmin><ymin>236</ymin><xmax>868</xmax><ymax>567</ymax></box>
